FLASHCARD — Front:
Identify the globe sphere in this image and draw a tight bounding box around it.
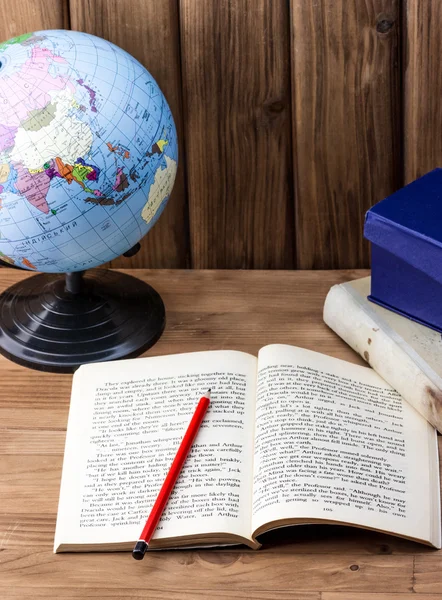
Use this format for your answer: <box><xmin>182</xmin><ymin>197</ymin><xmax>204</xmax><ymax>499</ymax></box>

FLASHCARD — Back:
<box><xmin>0</xmin><ymin>30</ymin><xmax>178</xmax><ymax>272</ymax></box>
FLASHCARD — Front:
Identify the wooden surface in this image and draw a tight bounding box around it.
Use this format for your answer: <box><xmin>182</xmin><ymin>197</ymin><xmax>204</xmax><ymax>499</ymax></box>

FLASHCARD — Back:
<box><xmin>0</xmin><ymin>268</ymin><xmax>441</xmax><ymax>599</ymax></box>
<box><xmin>291</xmin><ymin>0</ymin><xmax>401</xmax><ymax>269</ymax></box>
<box><xmin>180</xmin><ymin>0</ymin><xmax>294</xmax><ymax>269</ymax></box>
<box><xmin>1</xmin><ymin>0</ymin><xmax>432</xmax><ymax>270</ymax></box>
<box><xmin>403</xmin><ymin>0</ymin><xmax>442</xmax><ymax>184</ymax></box>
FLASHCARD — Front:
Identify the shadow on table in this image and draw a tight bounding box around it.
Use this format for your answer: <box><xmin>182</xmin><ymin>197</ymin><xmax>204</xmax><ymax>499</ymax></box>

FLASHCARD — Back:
<box><xmin>255</xmin><ymin>523</ymin><xmax>437</xmax><ymax>554</ymax></box>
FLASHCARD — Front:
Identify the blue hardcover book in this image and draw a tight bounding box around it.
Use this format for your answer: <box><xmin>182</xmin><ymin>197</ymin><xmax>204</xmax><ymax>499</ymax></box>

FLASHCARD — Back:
<box><xmin>364</xmin><ymin>168</ymin><xmax>442</xmax><ymax>333</ymax></box>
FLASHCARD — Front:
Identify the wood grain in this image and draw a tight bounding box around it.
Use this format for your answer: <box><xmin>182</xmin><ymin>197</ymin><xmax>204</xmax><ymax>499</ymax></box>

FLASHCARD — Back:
<box><xmin>69</xmin><ymin>0</ymin><xmax>189</xmax><ymax>268</ymax></box>
<box><xmin>291</xmin><ymin>0</ymin><xmax>401</xmax><ymax>269</ymax></box>
<box><xmin>324</xmin><ymin>595</ymin><xmax>442</xmax><ymax>600</ymax></box>
<box><xmin>403</xmin><ymin>1</ymin><xmax>442</xmax><ymax>183</ymax></box>
<box><xmin>0</xmin><ymin>550</ymin><xmax>413</xmax><ymax>594</ymax></box>
<box><xmin>0</xmin><ymin>0</ymin><xmax>68</xmax><ymax>39</ymax></box>
<box><xmin>0</xmin><ymin>430</ymin><xmax>66</xmax><ymax>455</ymax></box>
<box><xmin>0</xmin><ymin>590</ymin><xmax>319</xmax><ymax>600</ymax></box>
<box><xmin>0</xmin><ymin>268</ymin><xmax>439</xmax><ymax>599</ymax></box>
<box><xmin>414</xmin><ymin>553</ymin><xmax>442</xmax><ymax>593</ymax></box>
<box><xmin>179</xmin><ymin>0</ymin><xmax>294</xmax><ymax>268</ymax></box>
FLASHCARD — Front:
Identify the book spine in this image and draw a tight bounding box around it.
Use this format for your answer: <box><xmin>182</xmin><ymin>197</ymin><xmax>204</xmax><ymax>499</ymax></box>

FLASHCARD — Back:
<box><xmin>323</xmin><ymin>284</ymin><xmax>442</xmax><ymax>433</ymax></box>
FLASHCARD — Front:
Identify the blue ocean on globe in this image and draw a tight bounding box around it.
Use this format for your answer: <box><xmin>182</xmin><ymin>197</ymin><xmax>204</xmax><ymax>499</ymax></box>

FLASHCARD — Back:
<box><xmin>0</xmin><ymin>29</ymin><xmax>178</xmax><ymax>272</ymax></box>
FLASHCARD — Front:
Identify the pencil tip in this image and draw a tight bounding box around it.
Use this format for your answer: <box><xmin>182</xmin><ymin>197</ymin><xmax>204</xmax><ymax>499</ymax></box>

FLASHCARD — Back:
<box><xmin>207</xmin><ymin>388</ymin><xmax>211</xmax><ymax>397</ymax></box>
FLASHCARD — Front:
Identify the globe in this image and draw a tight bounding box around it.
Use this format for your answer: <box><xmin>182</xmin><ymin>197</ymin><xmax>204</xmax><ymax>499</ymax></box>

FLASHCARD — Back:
<box><xmin>0</xmin><ymin>29</ymin><xmax>178</xmax><ymax>273</ymax></box>
<box><xmin>0</xmin><ymin>30</ymin><xmax>178</xmax><ymax>372</ymax></box>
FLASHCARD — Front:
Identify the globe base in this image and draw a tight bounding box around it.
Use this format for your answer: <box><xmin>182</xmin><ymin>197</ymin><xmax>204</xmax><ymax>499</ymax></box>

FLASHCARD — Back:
<box><xmin>0</xmin><ymin>269</ymin><xmax>165</xmax><ymax>373</ymax></box>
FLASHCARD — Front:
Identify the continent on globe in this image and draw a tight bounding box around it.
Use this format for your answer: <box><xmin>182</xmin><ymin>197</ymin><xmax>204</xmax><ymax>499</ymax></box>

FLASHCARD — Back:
<box><xmin>77</xmin><ymin>79</ymin><xmax>98</xmax><ymax>113</ymax></box>
<box><xmin>50</xmin><ymin>157</ymin><xmax>100</xmax><ymax>193</ymax></box>
<box><xmin>85</xmin><ymin>196</ymin><xmax>115</xmax><ymax>206</ymax></box>
<box><xmin>21</xmin><ymin>103</ymin><xmax>56</xmax><ymax>132</ymax></box>
<box><xmin>1</xmin><ymin>47</ymin><xmax>70</xmax><ymax>129</ymax></box>
<box><xmin>107</xmin><ymin>142</ymin><xmax>130</xmax><ymax>159</ymax></box>
<box><xmin>141</xmin><ymin>155</ymin><xmax>177</xmax><ymax>224</ymax></box>
<box><xmin>146</xmin><ymin>139</ymin><xmax>168</xmax><ymax>158</ymax></box>
<box><xmin>77</xmin><ymin>158</ymin><xmax>100</xmax><ymax>180</ymax></box>
<box><xmin>10</xmin><ymin>89</ymin><xmax>94</xmax><ymax>171</ymax></box>
<box><xmin>0</xmin><ymin>164</ymin><xmax>10</xmax><ymax>185</ymax></box>
<box><xmin>0</xmin><ymin>125</ymin><xmax>16</xmax><ymax>153</ymax></box>
<box><xmin>141</xmin><ymin>139</ymin><xmax>169</xmax><ymax>169</ymax></box>
<box><xmin>85</xmin><ymin>193</ymin><xmax>130</xmax><ymax>206</ymax></box>
<box><xmin>12</xmin><ymin>162</ymin><xmax>50</xmax><ymax>213</ymax></box>
<box><xmin>113</xmin><ymin>168</ymin><xmax>129</xmax><ymax>192</ymax></box>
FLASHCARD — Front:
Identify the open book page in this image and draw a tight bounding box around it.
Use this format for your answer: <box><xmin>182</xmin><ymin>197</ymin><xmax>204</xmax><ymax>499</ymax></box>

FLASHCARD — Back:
<box><xmin>251</xmin><ymin>344</ymin><xmax>441</xmax><ymax>547</ymax></box>
<box><xmin>54</xmin><ymin>350</ymin><xmax>258</xmax><ymax>551</ymax></box>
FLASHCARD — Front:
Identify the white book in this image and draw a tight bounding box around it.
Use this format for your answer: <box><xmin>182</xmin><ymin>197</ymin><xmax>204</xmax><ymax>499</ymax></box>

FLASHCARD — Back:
<box><xmin>324</xmin><ymin>276</ymin><xmax>442</xmax><ymax>433</ymax></box>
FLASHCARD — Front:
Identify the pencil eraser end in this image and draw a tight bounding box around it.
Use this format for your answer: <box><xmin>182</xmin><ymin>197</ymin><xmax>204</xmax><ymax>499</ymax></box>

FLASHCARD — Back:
<box><xmin>132</xmin><ymin>540</ymin><xmax>148</xmax><ymax>560</ymax></box>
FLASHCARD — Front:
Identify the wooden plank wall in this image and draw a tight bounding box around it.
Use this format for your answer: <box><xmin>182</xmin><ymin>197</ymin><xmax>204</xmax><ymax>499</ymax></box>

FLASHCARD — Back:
<box><xmin>292</xmin><ymin>0</ymin><xmax>401</xmax><ymax>269</ymax></box>
<box><xmin>0</xmin><ymin>1</ymin><xmax>439</xmax><ymax>269</ymax></box>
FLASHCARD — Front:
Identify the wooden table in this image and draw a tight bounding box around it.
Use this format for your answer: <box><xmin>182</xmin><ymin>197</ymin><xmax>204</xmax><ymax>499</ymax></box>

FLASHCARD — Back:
<box><xmin>0</xmin><ymin>268</ymin><xmax>441</xmax><ymax>599</ymax></box>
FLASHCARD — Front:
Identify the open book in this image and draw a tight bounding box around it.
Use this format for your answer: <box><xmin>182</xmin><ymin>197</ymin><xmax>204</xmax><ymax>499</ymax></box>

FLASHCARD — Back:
<box><xmin>54</xmin><ymin>345</ymin><xmax>441</xmax><ymax>552</ymax></box>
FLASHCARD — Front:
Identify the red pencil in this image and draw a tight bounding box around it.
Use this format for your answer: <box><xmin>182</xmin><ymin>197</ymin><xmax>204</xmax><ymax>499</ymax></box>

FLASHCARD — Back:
<box><xmin>132</xmin><ymin>390</ymin><xmax>211</xmax><ymax>560</ymax></box>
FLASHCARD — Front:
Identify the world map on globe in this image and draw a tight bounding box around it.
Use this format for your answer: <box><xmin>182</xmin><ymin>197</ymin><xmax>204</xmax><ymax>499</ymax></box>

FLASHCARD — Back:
<box><xmin>0</xmin><ymin>29</ymin><xmax>178</xmax><ymax>272</ymax></box>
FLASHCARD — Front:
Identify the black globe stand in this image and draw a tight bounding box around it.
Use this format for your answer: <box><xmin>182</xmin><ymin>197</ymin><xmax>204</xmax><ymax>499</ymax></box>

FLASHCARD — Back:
<box><xmin>0</xmin><ymin>267</ymin><xmax>165</xmax><ymax>373</ymax></box>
